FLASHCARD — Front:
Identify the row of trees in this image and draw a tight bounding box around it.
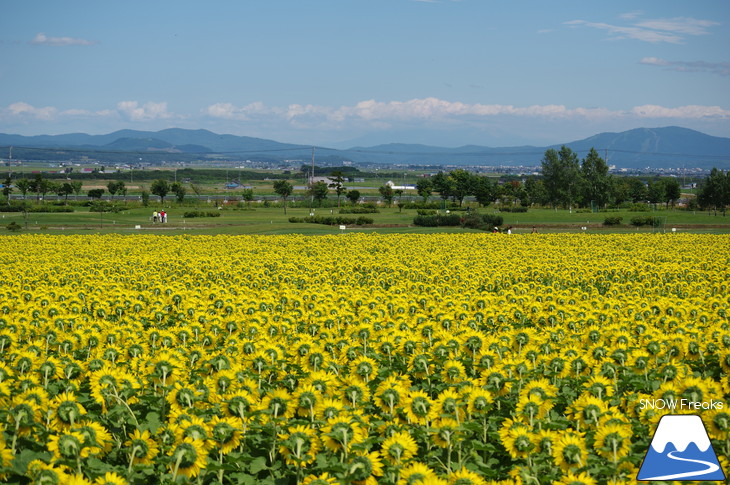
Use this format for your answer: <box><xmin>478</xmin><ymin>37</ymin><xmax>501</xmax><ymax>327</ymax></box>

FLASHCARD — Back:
<box><xmin>5</xmin><ymin>160</ymin><xmax>728</xmax><ymax>213</ymax></box>
<box><xmin>403</xmin><ymin>147</ymin><xmax>686</xmax><ymax>210</ymax></box>
<box><xmin>540</xmin><ymin>147</ymin><xmax>682</xmax><ymax>210</ymax></box>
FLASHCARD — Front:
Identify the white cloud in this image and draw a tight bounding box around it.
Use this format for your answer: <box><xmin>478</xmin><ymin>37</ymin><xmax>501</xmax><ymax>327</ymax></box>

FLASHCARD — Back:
<box><xmin>30</xmin><ymin>32</ymin><xmax>95</xmax><ymax>46</ymax></box>
<box><xmin>631</xmin><ymin>104</ymin><xmax>730</xmax><ymax>119</ymax></box>
<box><xmin>565</xmin><ymin>15</ymin><xmax>718</xmax><ymax>44</ymax></box>
<box><xmin>635</xmin><ymin>18</ymin><xmax>718</xmax><ymax>36</ymax></box>
<box><xmin>619</xmin><ymin>11</ymin><xmax>643</xmax><ymax>20</ymax></box>
<box><xmin>564</xmin><ymin>20</ymin><xmax>682</xmax><ymax>43</ymax></box>
<box><xmin>640</xmin><ymin>57</ymin><xmax>730</xmax><ymax>76</ymax></box>
<box><xmin>6</xmin><ymin>102</ymin><xmax>57</xmax><ymax>120</ymax></box>
<box><xmin>205</xmin><ymin>98</ymin><xmax>730</xmax><ymax>129</ymax></box>
<box><xmin>117</xmin><ymin>101</ymin><xmax>173</xmax><ymax>121</ymax></box>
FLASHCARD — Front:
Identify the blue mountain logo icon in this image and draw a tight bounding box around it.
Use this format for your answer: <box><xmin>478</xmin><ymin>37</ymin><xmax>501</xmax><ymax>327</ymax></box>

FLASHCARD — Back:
<box><xmin>637</xmin><ymin>414</ymin><xmax>726</xmax><ymax>481</ymax></box>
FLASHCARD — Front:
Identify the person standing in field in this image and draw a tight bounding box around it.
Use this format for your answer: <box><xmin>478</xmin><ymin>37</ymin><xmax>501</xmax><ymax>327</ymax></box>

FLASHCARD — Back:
<box><xmin>161</xmin><ymin>210</ymin><xmax>166</xmax><ymax>223</ymax></box>
<box><xmin>152</xmin><ymin>210</ymin><xmax>158</xmax><ymax>223</ymax></box>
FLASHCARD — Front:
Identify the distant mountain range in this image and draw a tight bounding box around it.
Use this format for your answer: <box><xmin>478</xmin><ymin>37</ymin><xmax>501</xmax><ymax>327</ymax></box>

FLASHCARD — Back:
<box><xmin>0</xmin><ymin>126</ymin><xmax>728</xmax><ymax>169</ymax></box>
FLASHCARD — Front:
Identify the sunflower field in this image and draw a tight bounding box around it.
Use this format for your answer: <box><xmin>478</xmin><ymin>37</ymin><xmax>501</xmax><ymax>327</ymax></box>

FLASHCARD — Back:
<box><xmin>0</xmin><ymin>233</ymin><xmax>729</xmax><ymax>485</ymax></box>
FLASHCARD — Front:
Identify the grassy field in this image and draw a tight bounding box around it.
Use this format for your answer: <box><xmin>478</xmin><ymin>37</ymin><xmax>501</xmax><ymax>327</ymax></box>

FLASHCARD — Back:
<box><xmin>2</xmin><ymin>201</ymin><xmax>729</xmax><ymax>235</ymax></box>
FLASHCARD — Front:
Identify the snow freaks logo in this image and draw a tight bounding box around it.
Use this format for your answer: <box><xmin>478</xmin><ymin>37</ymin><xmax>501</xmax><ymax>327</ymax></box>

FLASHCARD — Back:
<box><xmin>637</xmin><ymin>415</ymin><xmax>726</xmax><ymax>481</ymax></box>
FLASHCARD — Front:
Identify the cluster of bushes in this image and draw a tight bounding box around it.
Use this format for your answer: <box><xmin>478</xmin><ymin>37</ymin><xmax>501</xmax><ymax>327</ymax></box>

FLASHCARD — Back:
<box><xmin>603</xmin><ymin>216</ymin><xmax>623</xmax><ymax>226</ymax></box>
<box><xmin>6</xmin><ymin>221</ymin><xmax>21</xmax><ymax>232</ymax></box>
<box><xmin>288</xmin><ymin>216</ymin><xmax>374</xmax><ymax>226</ymax></box>
<box><xmin>183</xmin><ymin>211</ymin><xmax>221</xmax><ymax>218</ymax></box>
<box><xmin>462</xmin><ymin>213</ymin><xmax>505</xmax><ymax>230</ymax></box>
<box><xmin>413</xmin><ymin>212</ymin><xmax>504</xmax><ymax>230</ymax></box>
<box><xmin>338</xmin><ymin>206</ymin><xmax>379</xmax><ymax>214</ymax></box>
<box><xmin>416</xmin><ymin>209</ymin><xmax>437</xmax><ymax>216</ymax></box>
<box><xmin>0</xmin><ymin>205</ymin><xmax>74</xmax><ymax>213</ymax></box>
<box><xmin>630</xmin><ymin>216</ymin><xmax>662</xmax><ymax>227</ymax></box>
<box><xmin>413</xmin><ymin>214</ymin><xmax>462</xmax><ymax>227</ymax></box>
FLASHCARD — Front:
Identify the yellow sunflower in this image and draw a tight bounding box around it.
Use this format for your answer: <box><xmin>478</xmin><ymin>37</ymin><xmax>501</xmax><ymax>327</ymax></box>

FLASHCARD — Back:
<box><xmin>348</xmin><ymin>450</ymin><xmax>384</xmax><ymax>485</ymax></box>
<box><xmin>397</xmin><ymin>461</ymin><xmax>437</xmax><ymax>485</ymax></box>
<box><xmin>592</xmin><ymin>423</ymin><xmax>632</xmax><ymax>463</ymax></box>
<box><xmin>381</xmin><ymin>430</ymin><xmax>418</xmax><ymax>465</ymax></box>
<box><xmin>551</xmin><ymin>432</ymin><xmax>588</xmax><ymax>472</ymax></box>
<box><xmin>321</xmin><ymin>416</ymin><xmax>367</xmax><ymax>454</ymax></box>
<box><xmin>125</xmin><ymin>429</ymin><xmax>160</xmax><ymax>465</ymax></box>
<box><xmin>74</xmin><ymin>421</ymin><xmax>113</xmax><ymax>456</ymax></box>
<box><xmin>403</xmin><ymin>390</ymin><xmax>436</xmax><ymax>425</ymax></box>
<box><xmin>278</xmin><ymin>424</ymin><xmax>320</xmax><ymax>466</ymax></box>
<box><xmin>47</xmin><ymin>430</ymin><xmax>85</xmax><ymax>462</ymax></box>
<box><xmin>210</xmin><ymin>416</ymin><xmax>243</xmax><ymax>455</ymax></box>
<box><xmin>374</xmin><ymin>376</ymin><xmax>408</xmax><ymax>416</ymax></box>
<box><xmin>301</xmin><ymin>472</ymin><xmax>339</xmax><ymax>485</ymax></box>
<box><xmin>554</xmin><ymin>471</ymin><xmax>597</xmax><ymax>485</ymax></box>
<box><xmin>447</xmin><ymin>468</ymin><xmax>487</xmax><ymax>485</ymax></box>
<box><xmin>50</xmin><ymin>392</ymin><xmax>87</xmax><ymax>429</ymax></box>
<box><xmin>93</xmin><ymin>472</ymin><xmax>128</xmax><ymax>485</ymax></box>
<box><xmin>168</xmin><ymin>437</ymin><xmax>208</xmax><ymax>479</ymax></box>
<box><xmin>261</xmin><ymin>388</ymin><xmax>295</xmax><ymax>421</ymax></box>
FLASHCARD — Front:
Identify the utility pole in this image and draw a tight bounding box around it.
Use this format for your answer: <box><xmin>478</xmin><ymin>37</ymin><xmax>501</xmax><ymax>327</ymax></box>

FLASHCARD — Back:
<box><xmin>311</xmin><ymin>147</ymin><xmax>315</xmax><ymax>185</ymax></box>
<box><xmin>310</xmin><ymin>147</ymin><xmax>315</xmax><ymax>213</ymax></box>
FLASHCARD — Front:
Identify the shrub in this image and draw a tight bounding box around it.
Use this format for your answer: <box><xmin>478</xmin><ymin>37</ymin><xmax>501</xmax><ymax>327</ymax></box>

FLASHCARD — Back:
<box><xmin>628</xmin><ymin>203</ymin><xmax>651</xmax><ymax>212</ymax></box>
<box><xmin>289</xmin><ymin>216</ymin><xmax>373</xmax><ymax>226</ymax></box>
<box><xmin>416</xmin><ymin>209</ymin><xmax>437</xmax><ymax>216</ymax></box>
<box><xmin>0</xmin><ymin>205</ymin><xmax>74</xmax><ymax>213</ymax></box>
<box><xmin>630</xmin><ymin>216</ymin><xmax>662</xmax><ymax>227</ymax></box>
<box><xmin>462</xmin><ymin>213</ymin><xmax>504</xmax><ymax>230</ymax></box>
<box><xmin>413</xmin><ymin>213</ymin><xmax>502</xmax><ymax>229</ymax></box>
<box><xmin>183</xmin><ymin>211</ymin><xmax>221</xmax><ymax>218</ymax></box>
<box><xmin>339</xmin><ymin>206</ymin><xmax>379</xmax><ymax>214</ymax></box>
<box><xmin>499</xmin><ymin>207</ymin><xmax>528</xmax><ymax>213</ymax></box>
<box><xmin>603</xmin><ymin>216</ymin><xmax>623</xmax><ymax>226</ymax></box>
<box><xmin>6</xmin><ymin>221</ymin><xmax>21</xmax><ymax>232</ymax></box>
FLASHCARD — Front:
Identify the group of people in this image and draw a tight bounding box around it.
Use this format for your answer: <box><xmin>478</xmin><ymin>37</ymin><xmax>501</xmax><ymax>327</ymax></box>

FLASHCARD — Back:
<box><xmin>152</xmin><ymin>210</ymin><xmax>167</xmax><ymax>223</ymax></box>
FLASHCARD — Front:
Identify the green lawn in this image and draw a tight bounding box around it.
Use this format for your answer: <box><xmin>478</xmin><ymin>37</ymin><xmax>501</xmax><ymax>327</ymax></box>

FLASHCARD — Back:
<box><xmin>2</xmin><ymin>203</ymin><xmax>729</xmax><ymax>235</ymax></box>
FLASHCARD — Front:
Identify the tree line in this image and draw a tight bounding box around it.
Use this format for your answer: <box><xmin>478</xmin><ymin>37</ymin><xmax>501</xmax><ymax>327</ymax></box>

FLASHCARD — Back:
<box><xmin>403</xmin><ymin>147</ymin><xmax>707</xmax><ymax>211</ymax></box>
<box><xmin>3</xmin><ymin>149</ymin><xmax>729</xmax><ymax>214</ymax></box>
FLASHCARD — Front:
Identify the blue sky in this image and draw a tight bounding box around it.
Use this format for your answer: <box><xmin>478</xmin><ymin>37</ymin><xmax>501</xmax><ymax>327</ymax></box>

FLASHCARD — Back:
<box><xmin>1</xmin><ymin>0</ymin><xmax>728</xmax><ymax>147</ymax></box>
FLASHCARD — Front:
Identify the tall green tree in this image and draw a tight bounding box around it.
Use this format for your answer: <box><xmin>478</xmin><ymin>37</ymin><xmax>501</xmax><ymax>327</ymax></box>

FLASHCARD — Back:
<box><xmin>16</xmin><ymin>178</ymin><xmax>30</xmax><ymax>200</ymax></box>
<box><xmin>541</xmin><ymin>146</ymin><xmax>581</xmax><ymax>210</ymax></box>
<box><xmin>309</xmin><ymin>181</ymin><xmax>329</xmax><ymax>207</ymax></box>
<box><xmin>647</xmin><ymin>179</ymin><xmax>666</xmax><ymax>208</ymax></box>
<box><xmin>664</xmin><ymin>178</ymin><xmax>681</xmax><ymax>208</ymax></box>
<box><xmin>580</xmin><ymin>148</ymin><xmax>611</xmax><ymax>209</ymax></box>
<box><xmin>473</xmin><ymin>175</ymin><xmax>496</xmax><ymax>207</ymax></box>
<box><xmin>171</xmin><ymin>182</ymin><xmax>187</xmax><ymax>203</ymax></box>
<box><xmin>107</xmin><ymin>180</ymin><xmax>122</xmax><ymax>200</ymax></box>
<box><xmin>30</xmin><ymin>174</ymin><xmax>50</xmax><ymax>203</ymax></box>
<box><xmin>697</xmin><ymin>168</ymin><xmax>729</xmax><ymax>215</ymax></box>
<box><xmin>378</xmin><ymin>184</ymin><xmax>394</xmax><ymax>207</ymax></box>
<box><xmin>71</xmin><ymin>180</ymin><xmax>83</xmax><ymax>200</ymax></box>
<box><xmin>151</xmin><ymin>179</ymin><xmax>170</xmax><ymax>203</ymax></box>
<box><xmin>415</xmin><ymin>178</ymin><xmax>433</xmax><ymax>203</ymax></box>
<box><xmin>431</xmin><ymin>172</ymin><xmax>453</xmax><ymax>203</ymax></box>
<box><xmin>448</xmin><ymin>169</ymin><xmax>475</xmax><ymax>207</ymax></box>
<box><xmin>2</xmin><ymin>177</ymin><xmax>12</xmax><ymax>205</ymax></box>
<box><xmin>328</xmin><ymin>171</ymin><xmax>347</xmax><ymax>208</ymax></box>
<box><xmin>54</xmin><ymin>182</ymin><xmax>74</xmax><ymax>205</ymax></box>
<box><xmin>524</xmin><ymin>177</ymin><xmax>548</xmax><ymax>206</ymax></box>
<box><xmin>273</xmin><ymin>180</ymin><xmax>294</xmax><ymax>214</ymax></box>
<box><xmin>626</xmin><ymin>178</ymin><xmax>648</xmax><ymax>203</ymax></box>
<box><xmin>241</xmin><ymin>188</ymin><xmax>254</xmax><ymax>208</ymax></box>
<box><xmin>346</xmin><ymin>189</ymin><xmax>361</xmax><ymax>205</ymax></box>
